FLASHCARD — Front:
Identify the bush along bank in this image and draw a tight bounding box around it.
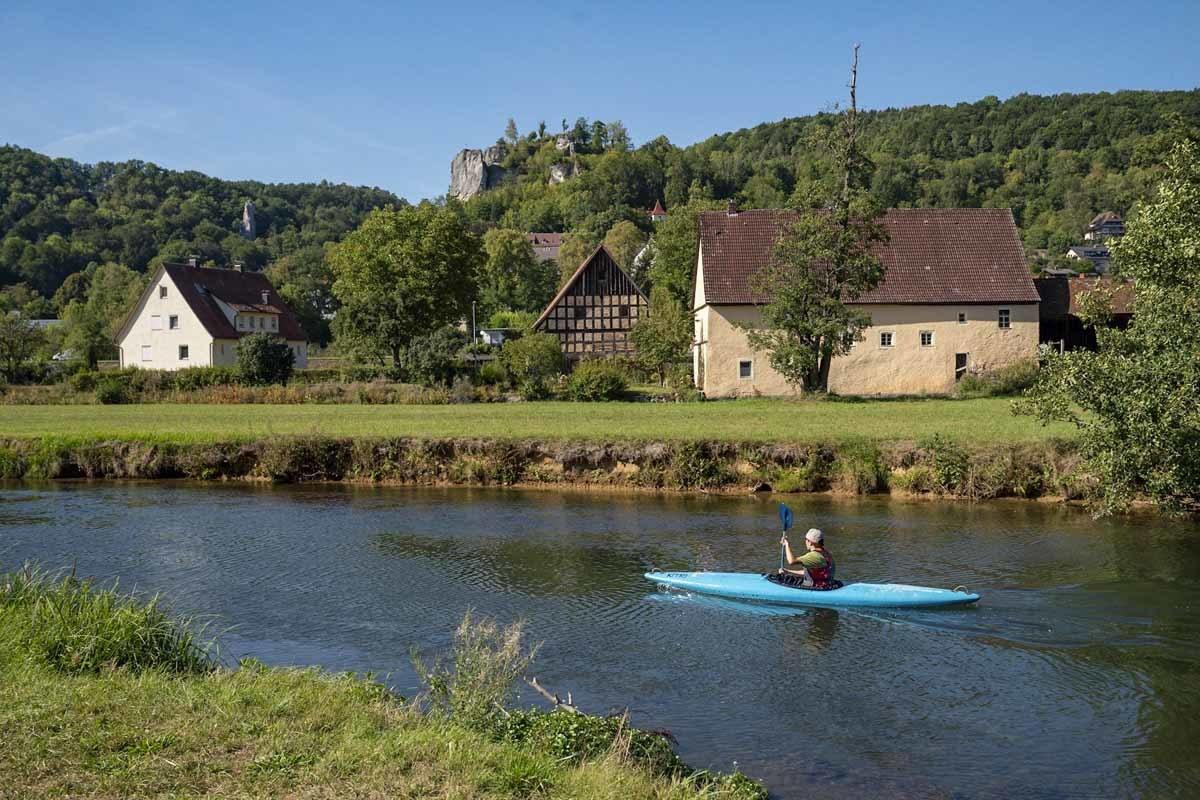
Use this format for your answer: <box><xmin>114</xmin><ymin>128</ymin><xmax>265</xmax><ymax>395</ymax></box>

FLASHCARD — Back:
<box><xmin>0</xmin><ymin>567</ymin><xmax>765</xmax><ymax>799</ymax></box>
<box><xmin>0</xmin><ymin>434</ymin><xmax>1095</xmax><ymax>502</ymax></box>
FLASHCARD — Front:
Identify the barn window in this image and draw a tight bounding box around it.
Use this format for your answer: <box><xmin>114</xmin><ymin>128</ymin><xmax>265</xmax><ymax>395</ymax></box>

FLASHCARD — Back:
<box><xmin>618</xmin><ymin>305</ymin><xmax>629</xmax><ymax>318</ymax></box>
<box><xmin>738</xmin><ymin>360</ymin><xmax>753</xmax><ymax>379</ymax></box>
<box><xmin>957</xmin><ymin>311</ymin><xmax>967</xmax><ymax>324</ymax></box>
<box><xmin>178</xmin><ymin>345</ymin><xmax>189</xmax><ymax>360</ymax></box>
<box><xmin>920</xmin><ymin>330</ymin><xmax>934</xmax><ymax>347</ymax></box>
<box><xmin>880</xmin><ymin>331</ymin><xmax>894</xmax><ymax>348</ymax></box>
<box><xmin>998</xmin><ymin>309</ymin><xmax>1011</xmax><ymax>329</ymax></box>
<box><xmin>574</xmin><ymin>306</ymin><xmax>586</xmax><ymax>320</ymax></box>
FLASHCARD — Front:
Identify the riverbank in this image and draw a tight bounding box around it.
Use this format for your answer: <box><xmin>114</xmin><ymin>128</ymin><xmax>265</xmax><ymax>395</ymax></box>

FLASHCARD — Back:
<box><xmin>0</xmin><ymin>432</ymin><xmax>1092</xmax><ymax>502</ymax></box>
<box><xmin>0</xmin><ymin>568</ymin><xmax>763</xmax><ymax>799</ymax></box>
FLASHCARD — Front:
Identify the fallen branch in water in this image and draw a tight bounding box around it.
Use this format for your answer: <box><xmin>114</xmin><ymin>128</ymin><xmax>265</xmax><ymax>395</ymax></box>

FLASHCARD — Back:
<box><xmin>524</xmin><ymin>676</ymin><xmax>580</xmax><ymax>713</ymax></box>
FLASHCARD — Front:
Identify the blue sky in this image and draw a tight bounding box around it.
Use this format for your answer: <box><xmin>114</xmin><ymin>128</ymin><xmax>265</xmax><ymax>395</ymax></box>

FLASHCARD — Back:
<box><xmin>2</xmin><ymin>0</ymin><xmax>1197</xmax><ymax>201</ymax></box>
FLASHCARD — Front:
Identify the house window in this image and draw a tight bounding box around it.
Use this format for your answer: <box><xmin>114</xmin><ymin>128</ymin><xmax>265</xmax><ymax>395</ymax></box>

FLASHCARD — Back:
<box><xmin>150</xmin><ymin>314</ymin><xmax>162</xmax><ymax>331</ymax></box>
<box><xmin>178</xmin><ymin>345</ymin><xmax>189</xmax><ymax>360</ymax></box>
<box><xmin>738</xmin><ymin>360</ymin><xmax>753</xmax><ymax>379</ymax></box>
<box><xmin>998</xmin><ymin>309</ymin><xmax>1011</xmax><ymax>329</ymax></box>
<box><xmin>880</xmin><ymin>331</ymin><xmax>894</xmax><ymax>348</ymax></box>
<box><xmin>920</xmin><ymin>330</ymin><xmax>934</xmax><ymax>347</ymax></box>
<box><xmin>955</xmin><ymin>353</ymin><xmax>969</xmax><ymax>382</ymax></box>
<box><xmin>957</xmin><ymin>312</ymin><xmax>967</xmax><ymax>324</ymax></box>
<box><xmin>269</xmin><ymin>317</ymin><xmax>276</xmax><ymax>330</ymax></box>
<box><xmin>618</xmin><ymin>305</ymin><xmax>629</xmax><ymax>318</ymax></box>
<box><xmin>140</xmin><ymin>345</ymin><xmax>152</xmax><ymax>361</ymax></box>
<box><xmin>168</xmin><ymin>315</ymin><xmax>179</xmax><ymax>330</ymax></box>
<box><xmin>159</xmin><ymin>285</ymin><xmax>168</xmax><ymax>299</ymax></box>
<box><xmin>574</xmin><ymin>306</ymin><xmax>586</xmax><ymax>320</ymax></box>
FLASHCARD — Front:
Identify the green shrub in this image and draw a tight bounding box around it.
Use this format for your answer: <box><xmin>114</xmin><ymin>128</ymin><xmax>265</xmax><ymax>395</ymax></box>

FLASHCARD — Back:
<box><xmin>670</xmin><ymin>442</ymin><xmax>731</xmax><ymax>489</ymax></box>
<box><xmin>237</xmin><ymin>333</ymin><xmax>295</xmax><ymax>385</ymax></box>
<box><xmin>919</xmin><ymin>434</ymin><xmax>970</xmax><ymax>493</ymax></box>
<box><xmin>772</xmin><ymin>457</ymin><xmax>829</xmax><ymax>492</ymax></box>
<box><xmin>565</xmin><ymin>360</ymin><xmax>628</xmax><ymax>401</ymax></box>
<box><xmin>890</xmin><ymin>465</ymin><xmax>935</xmax><ymax>493</ymax></box>
<box><xmin>94</xmin><ymin>377</ymin><xmax>129</xmax><ymax>404</ymax></box>
<box><xmin>449</xmin><ymin>376</ymin><xmax>477</xmax><ymax>404</ymax></box>
<box><xmin>68</xmin><ymin>370</ymin><xmax>100</xmax><ymax>392</ymax></box>
<box><xmin>487</xmin><ymin>309</ymin><xmax>537</xmax><ymax>331</ymax></box>
<box><xmin>957</xmin><ymin>359</ymin><xmax>1040</xmax><ymax>397</ymax></box>
<box><xmin>498</xmin><ymin>333</ymin><xmax>563</xmax><ymax>399</ymax></box>
<box><xmin>0</xmin><ymin>567</ymin><xmax>212</xmax><ymax>674</ymax></box>
<box><xmin>833</xmin><ymin>440</ymin><xmax>888</xmax><ymax>494</ymax></box>
<box><xmin>400</xmin><ymin>326</ymin><xmax>468</xmax><ymax>386</ymax></box>
<box><xmin>478</xmin><ymin>360</ymin><xmax>508</xmax><ymax>386</ymax></box>
<box><xmin>173</xmin><ymin>365</ymin><xmax>239</xmax><ymax>390</ymax></box>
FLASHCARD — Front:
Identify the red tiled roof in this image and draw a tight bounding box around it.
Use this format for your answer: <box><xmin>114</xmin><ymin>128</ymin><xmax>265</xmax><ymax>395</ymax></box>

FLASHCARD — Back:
<box><xmin>161</xmin><ymin>263</ymin><xmax>306</xmax><ymax>340</ymax></box>
<box><xmin>649</xmin><ymin>200</ymin><xmax>666</xmax><ymax>216</ymax></box>
<box><xmin>1088</xmin><ymin>211</ymin><xmax>1123</xmax><ymax>228</ymax></box>
<box><xmin>527</xmin><ymin>232</ymin><xmax>563</xmax><ymax>246</ymax></box>
<box><xmin>698</xmin><ymin>208</ymin><xmax>1040</xmax><ymax>305</ymax></box>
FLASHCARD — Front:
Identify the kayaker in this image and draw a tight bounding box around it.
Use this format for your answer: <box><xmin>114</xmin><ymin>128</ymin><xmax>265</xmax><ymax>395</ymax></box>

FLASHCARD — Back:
<box><xmin>779</xmin><ymin>528</ymin><xmax>836</xmax><ymax>589</ymax></box>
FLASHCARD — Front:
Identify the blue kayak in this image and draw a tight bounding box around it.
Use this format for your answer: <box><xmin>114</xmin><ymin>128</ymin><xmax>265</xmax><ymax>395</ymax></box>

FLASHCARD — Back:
<box><xmin>645</xmin><ymin>571</ymin><xmax>980</xmax><ymax>609</ymax></box>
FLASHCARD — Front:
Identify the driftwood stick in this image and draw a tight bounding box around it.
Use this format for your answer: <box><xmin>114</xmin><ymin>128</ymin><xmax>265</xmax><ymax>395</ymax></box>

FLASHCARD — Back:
<box><xmin>525</xmin><ymin>676</ymin><xmax>580</xmax><ymax>713</ymax></box>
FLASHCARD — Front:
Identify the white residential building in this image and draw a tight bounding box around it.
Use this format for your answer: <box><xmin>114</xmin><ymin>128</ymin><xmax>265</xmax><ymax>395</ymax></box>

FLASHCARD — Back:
<box><xmin>116</xmin><ymin>261</ymin><xmax>308</xmax><ymax>370</ymax></box>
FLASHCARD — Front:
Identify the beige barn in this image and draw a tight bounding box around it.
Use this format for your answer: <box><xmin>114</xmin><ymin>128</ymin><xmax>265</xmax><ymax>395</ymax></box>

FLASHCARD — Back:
<box><xmin>693</xmin><ymin>208</ymin><xmax>1040</xmax><ymax>397</ymax></box>
<box><xmin>117</xmin><ymin>261</ymin><xmax>308</xmax><ymax>370</ymax></box>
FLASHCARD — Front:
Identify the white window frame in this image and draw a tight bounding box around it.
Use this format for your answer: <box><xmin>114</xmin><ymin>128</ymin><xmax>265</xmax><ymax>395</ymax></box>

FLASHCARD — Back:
<box><xmin>920</xmin><ymin>330</ymin><xmax>934</xmax><ymax>347</ymax></box>
<box><xmin>150</xmin><ymin>314</ymin><xmax>162</xmax><ymax>331</ymax></box>
<box><xmin>879</xmin><ymin>331</ymin><xmax>894</xmax><ymax>348</ymax></box>
<box><xmin>140</xmin><ymin>344</ymin><xmax>152</xmax><ymax>362</ymax></box>
<box><xmin>178</xmin><ymin>345</ymin><xmax>189</xmax><ymax>361</ymax></box>
<box><xmin>738</xmin><ymin>359</ymin><xmax>753</xmax><ymax>380</ymax></box>
<box><xmin>998</xmin><ymin>308</ymin><xmax>1011</xmax><ymax>329</ymax></box>
<box><xmin>168</xmin><ymin>315</ymin><xmax>179</xmax><ymax>330</ymax></box>
<box><xmin>957</xmin><ymin>311</ymin><xmax>967</xmax><ymax>324</ymax></box>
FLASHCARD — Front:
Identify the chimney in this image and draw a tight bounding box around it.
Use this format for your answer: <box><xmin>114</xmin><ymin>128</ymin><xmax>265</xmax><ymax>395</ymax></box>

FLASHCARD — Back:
<box><xmin>188</xmin><ymin>254</ymin><xmax>199</xmax><ymax>267</ymax></box>
<box><xmin>232</xmin><ymin>261</ymin><xmax>244</xmax><ymax>272</ymax></box>
<box><xmin>726</xmin><ymin>200</ymin><xmax>739</xmax><ymax>217</ymax></box>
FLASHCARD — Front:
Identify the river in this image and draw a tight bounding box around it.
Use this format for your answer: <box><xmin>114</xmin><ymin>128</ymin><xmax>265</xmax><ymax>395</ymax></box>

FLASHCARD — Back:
<box><xmin>2</xmin><ymin>482</ymin><xmax>1198</xmax><ymax>798</ymax></box>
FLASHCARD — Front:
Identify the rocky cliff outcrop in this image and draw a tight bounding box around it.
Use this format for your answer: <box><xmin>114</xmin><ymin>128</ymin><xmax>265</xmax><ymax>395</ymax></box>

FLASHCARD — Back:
<box><xmin>449</xmin><ymin>145</ymin><xmax>510</xmax><ymax>200</ymax></box>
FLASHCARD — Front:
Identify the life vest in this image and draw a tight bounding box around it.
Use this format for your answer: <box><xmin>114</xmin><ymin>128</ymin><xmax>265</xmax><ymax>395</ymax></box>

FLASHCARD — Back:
<box><xmin>806</xmin><ymin>546</ymin><xmax>836</xmax><ymax>589</ymax></box>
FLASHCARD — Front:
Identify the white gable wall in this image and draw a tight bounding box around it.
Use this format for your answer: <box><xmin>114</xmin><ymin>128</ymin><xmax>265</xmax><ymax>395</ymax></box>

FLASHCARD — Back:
<box><xmin>118</xmin><ymin>269</ymin><xmax>216</xmax><ymax>369</ymax></box>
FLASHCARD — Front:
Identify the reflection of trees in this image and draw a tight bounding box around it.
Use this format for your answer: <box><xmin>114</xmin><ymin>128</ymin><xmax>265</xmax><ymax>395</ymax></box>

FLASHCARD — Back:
<box><xmin>372</xmin><ymin>532</ymin><xmax>671</xmax><ymax>599</ymax></box>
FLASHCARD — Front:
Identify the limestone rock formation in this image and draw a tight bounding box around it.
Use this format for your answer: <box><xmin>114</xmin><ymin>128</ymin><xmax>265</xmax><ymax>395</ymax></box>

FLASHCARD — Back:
<box><xmin>549</xmin><ymin>162</ymin><xmax>576</xmax><ymax>185</ymax></box>
<box><xmin>241</xmin><ymin>201</ymin><xmax>256</xmax><ymax>240</ymax></box>
<box><xmin>449</xmin><ymin>145</ymin><xmax>511</xmax><ymax>200</ymax></box>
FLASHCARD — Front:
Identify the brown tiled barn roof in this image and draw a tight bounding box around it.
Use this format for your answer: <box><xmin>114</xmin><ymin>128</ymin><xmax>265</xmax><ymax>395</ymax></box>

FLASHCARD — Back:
<box><xmin>162</xmin><ymin>262</ymin><xmax>306</xmax><ymax>340</ymax></box>
<box><xmin>1035</xmin><ymin>274</ymin><xmax>1135</xmax><ymax>319</ymax></box>
<box><xmin>698</xmin><ymin>208</ymin><xmax>1040</xmax><ymax>305</ymax></box>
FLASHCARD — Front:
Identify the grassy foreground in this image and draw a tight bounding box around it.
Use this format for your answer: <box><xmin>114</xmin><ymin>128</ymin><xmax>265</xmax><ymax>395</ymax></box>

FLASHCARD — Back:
<box><xmin>0</xmin><ymin>397</ymin><xmax>1074</xmax><ymax>443</ymax></box>
<box><xmin>0</xmin><ymin>569</ymin><xmax>761</xmax><ymax>800</ymax></box>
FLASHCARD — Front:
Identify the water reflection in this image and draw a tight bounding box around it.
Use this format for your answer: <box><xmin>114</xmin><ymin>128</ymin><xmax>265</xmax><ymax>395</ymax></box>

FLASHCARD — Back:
<box><xmin>1</xmin><ymin>481</ymin><xmax>1198</xmax><ymax>799</ymax></box>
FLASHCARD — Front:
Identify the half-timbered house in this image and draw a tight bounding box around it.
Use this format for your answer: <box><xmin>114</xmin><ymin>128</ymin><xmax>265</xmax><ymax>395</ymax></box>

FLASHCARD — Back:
<box><xmin>533</xmin><ymin>245</ymin><xmax>649</xmax><ymax>362</ymax></box>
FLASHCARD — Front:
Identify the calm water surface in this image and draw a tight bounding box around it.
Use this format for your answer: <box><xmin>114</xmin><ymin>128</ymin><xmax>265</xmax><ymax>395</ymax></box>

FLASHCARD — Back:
<box><xmin>2</xmin><ymin>482</ymin><xmax>1198</xmax><ymax>799</ymax></box>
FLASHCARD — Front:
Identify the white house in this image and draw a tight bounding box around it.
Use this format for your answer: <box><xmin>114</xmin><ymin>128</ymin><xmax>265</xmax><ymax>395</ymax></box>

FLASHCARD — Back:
<box><xmin>116</xmin><ymin>261</ymin><xmax>308</xmax><ymax>370</ymax></box>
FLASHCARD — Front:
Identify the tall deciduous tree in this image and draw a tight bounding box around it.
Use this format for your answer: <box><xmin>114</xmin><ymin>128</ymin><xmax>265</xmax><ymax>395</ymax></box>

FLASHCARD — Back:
<box><xmin>266</xmin><ymin>244</ymin><xmax>336</xmax><ymax>345</ymax></box>
<box><xmin>1020</xmin><ymin>141</ymin><xmax>1200</xmax><ymax>514</ymax></box>
<box><xmin>480</xmin><ymin>229</ymin><xmax>557</xmax><ymax>315</ymax></box>
<box><xmin>630</xmin><ymin>286</ymin><xmax>693</xmax><ymax>385</ymax></box>
<box><xmin>556</xmin><ymin>233</ymin><xmax>597</xmax><ymax>286</ymax></box>
<box><xmin>329</xmin><ymin>205</ymin><xmax>480</xmax><ymax>366</ymax></box>
<box><xmin>648</xmin><ymin>199</ymin><xmax>723</xmax><ymax>307</ymax></box>
<box><xmin>0</xmin><ymin>312</ymin><xmax>44</xmax><ymax>383</ymax></box>
<box><xmin>602</xmin><ymin>221</ymin><xmax>646</xmax><ymax>272</ymax></box>
<box><xmin>744</xmin><ymin>46</ymin><xmax>886</xmax><ymax>392</ymax></box>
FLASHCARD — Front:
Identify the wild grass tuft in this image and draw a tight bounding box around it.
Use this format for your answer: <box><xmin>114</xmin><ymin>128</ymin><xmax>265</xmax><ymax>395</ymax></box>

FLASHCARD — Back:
<box><xmin>0</xmin><ymin>565</ymin><xmax>213</xmax><ymax>675</ymax></box>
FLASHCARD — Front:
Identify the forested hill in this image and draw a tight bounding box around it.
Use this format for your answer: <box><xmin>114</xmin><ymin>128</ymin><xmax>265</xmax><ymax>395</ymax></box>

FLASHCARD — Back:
<box><xmin>0</xmin><ymin>145</ymin><xmax>402</xmax><ymax>297</ymax></box>
<box><xmin>461</xmin><ymin>89</ymin><xmax>1200</xmax><ymax>255</ymax></box>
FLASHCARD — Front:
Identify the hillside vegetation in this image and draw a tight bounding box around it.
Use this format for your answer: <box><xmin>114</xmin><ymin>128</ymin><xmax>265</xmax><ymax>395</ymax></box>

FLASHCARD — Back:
<box><xmin>464</xmin><ymin>90</ymin><xmax>1200</xmax><ymax>258</ymax></box>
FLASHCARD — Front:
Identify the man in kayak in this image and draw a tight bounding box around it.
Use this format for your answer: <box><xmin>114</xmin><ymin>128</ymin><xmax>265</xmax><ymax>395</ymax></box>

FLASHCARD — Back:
<box><xmin>779</xmin><ymin>528</ymin><xmax>837</xmax><ymax>589</ymax></box>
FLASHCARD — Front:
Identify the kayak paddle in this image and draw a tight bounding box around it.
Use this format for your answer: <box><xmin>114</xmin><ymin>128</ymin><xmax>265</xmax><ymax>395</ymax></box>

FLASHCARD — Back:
<box><xmin>778</xmin><ymin>503</ymin><xmax>793</xmax><ymax>571</ymax></box>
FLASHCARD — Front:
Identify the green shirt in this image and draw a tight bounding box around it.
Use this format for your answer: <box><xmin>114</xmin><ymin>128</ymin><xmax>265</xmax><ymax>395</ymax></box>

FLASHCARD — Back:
<box><xmin>793</xmin><ymin>550</ymin><xmax>828</xmax><ymax>570</ymax></box>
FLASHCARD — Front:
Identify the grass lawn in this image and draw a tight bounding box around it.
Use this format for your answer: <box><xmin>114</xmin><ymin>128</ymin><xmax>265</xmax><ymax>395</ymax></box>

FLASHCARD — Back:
<box><xmin>0</xmin><ymin>397</ymin><xmax>1075</xmax><ymax>444</ymax></box>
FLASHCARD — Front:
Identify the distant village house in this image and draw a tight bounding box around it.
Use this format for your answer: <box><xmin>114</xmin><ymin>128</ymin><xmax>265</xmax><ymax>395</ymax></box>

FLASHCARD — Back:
<box><xmin>527</xmin><ymin>233</ymin><xmax>562</xmax><ymax>263</ymax></box>
<box><xmin>693</xmin><ymin>208</ymin><xmax>1041</xmax><ymax>397</ymax></box>
<box><xmin>117</xmin><ymin>259</ymin><xmax>308</xmax><ymax>370</ymax></box>
<box><xmin>1083</xmin><ymin>211</ymin><xmax>1125</xmax><ymax>242</ymax></box>
<box><xmin>533</xmin><ymin>245</ymin><xmax>648</xmax><ymax>362</ymax></box>
<box><xmin>1034</xmin><ymin>274</ymin><xmax>1134</xmax><ymax>352</ymax></box>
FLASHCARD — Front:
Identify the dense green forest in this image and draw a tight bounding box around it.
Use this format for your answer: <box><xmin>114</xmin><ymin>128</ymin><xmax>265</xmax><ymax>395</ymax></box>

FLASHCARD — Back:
<box><xmin>3</xmin><ymin>89</ymin><xmax>1198</xmax><ymax>324</ymax></box>
<box><xmin>463</xmin><ymin>89</ymin><xmax>1200</xmax><ymax>258</ymax></box>
<box><xmin>0</xmin><ymin>145</ymin><xmax>399</xmax><ymax>303</ymax></box>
